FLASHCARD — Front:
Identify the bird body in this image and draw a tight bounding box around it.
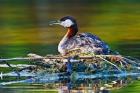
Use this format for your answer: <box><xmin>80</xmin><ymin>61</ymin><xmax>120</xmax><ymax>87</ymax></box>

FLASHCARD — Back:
<box><xmin>58</xmin><ymin>31</ymin><xmax>110</xmax><ymax>56</ymax></box>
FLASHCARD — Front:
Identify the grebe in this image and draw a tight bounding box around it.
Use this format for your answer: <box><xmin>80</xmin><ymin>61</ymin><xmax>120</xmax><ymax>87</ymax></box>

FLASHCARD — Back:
<box><xmin>50</xmin><ymin>16</ymin><xmax>111</xmax><ymax>56</ymax></box>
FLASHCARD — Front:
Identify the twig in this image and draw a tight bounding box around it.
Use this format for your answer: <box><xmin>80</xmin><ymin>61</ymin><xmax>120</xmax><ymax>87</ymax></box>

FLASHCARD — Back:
<box><xmin>98</xmin><ymin>56</ymin><xmax>122</xmax><ymax>72</ymax></box>
<box><xmin>0</xmin><ymin>55</ymin><xmax>121</xmax><ymax>63</ymax></box>
<box><xmin>0</xmin><ymin>64</ymin><xmax>35</xmax><ymax>68</ymax></box>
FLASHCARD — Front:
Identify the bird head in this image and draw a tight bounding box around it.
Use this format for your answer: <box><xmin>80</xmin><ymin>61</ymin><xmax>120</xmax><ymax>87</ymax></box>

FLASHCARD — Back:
<box><xmin>49</xmin><ymin>16</ymin><xmax>77</xmax><ymax>28</ymax></box>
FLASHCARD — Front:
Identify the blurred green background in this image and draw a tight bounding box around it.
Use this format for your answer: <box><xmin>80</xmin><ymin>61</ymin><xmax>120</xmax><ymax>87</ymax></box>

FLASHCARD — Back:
<box><xmin>0</xmin><ymin>0</ymin><xmax>140</xmax><ymax>92</ymax></box>
<box><xmin>0</xmin><ymin>0</ymin><xmax>139</xmax><ymax>58</ymax></box>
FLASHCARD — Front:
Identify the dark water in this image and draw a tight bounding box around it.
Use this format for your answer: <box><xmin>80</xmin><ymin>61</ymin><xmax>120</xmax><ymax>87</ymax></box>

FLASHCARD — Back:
<box><xmin>0</xmin><ymin>0</ymin><xmax>140</xmax><ymax>93</ymax></box>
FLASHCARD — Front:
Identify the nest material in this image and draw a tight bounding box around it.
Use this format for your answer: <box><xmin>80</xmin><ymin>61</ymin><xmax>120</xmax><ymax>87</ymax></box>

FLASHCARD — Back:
<box><xmin>26</xmin><ymin>53</ymin><xmax>140</xmax><ymax>73</ymax></box>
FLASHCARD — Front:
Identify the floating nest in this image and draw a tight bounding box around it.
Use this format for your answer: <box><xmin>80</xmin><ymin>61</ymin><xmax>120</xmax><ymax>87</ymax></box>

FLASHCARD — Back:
<box><xmin>0</xmin><ymin>53</ymin><xmax>139</xmax><ymax>74</ymax></box>
<box><xmin>24</xmin><ymin>53</ymin><xmax>140</xmax><ymax>74</ymax></box>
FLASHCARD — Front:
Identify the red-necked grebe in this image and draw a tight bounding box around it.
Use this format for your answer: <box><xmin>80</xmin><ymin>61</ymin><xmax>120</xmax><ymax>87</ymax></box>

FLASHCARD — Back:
<box><xmin>50</xmin><ymin>16</ymin><xmax>111</xmax><ymax>56</ymax></box>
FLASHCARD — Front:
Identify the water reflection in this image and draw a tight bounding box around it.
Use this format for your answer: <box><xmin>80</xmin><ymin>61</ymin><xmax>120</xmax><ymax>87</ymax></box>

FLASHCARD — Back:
<box><xmin>0</xmin><ymin>72</ymin><xmax>139</xmax><ymax>93</ymax></box>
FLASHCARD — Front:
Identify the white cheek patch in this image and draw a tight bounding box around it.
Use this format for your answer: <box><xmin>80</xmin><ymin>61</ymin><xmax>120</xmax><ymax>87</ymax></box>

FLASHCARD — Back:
<box><xmin>60</xmin><ymin>19</ymin><xmax>74</xmax><ymax>27</ymax></box>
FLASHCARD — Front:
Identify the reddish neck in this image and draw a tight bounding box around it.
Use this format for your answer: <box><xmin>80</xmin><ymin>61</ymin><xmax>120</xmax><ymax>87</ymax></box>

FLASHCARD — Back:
<box><xmin>66</xmin><ymin>26</ymin><xmax>78</xmax><ymax>39</ymax></box>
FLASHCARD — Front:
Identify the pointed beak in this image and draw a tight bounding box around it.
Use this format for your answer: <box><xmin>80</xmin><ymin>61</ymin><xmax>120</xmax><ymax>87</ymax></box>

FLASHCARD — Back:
<box><xmin>49</xmin><ymin>20</ymin><xmax>61</xmax><ymax>26</ymax></box>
